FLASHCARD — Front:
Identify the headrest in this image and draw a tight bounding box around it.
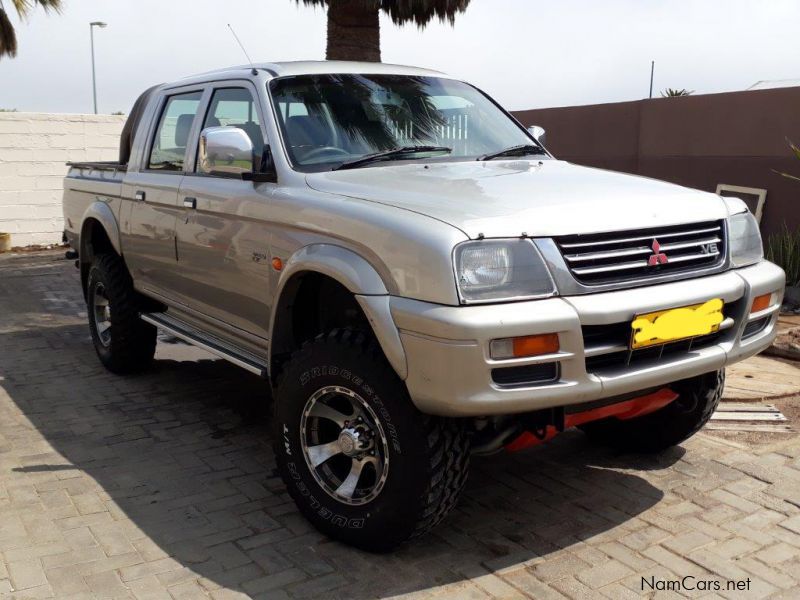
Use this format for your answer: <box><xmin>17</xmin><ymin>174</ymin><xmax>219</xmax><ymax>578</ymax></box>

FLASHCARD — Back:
<box><xmin>175</xmin><ymin>113</ymin><xmax>194</xmax><ymax>147</ymax></box>
<box><xmin>235</xmin><ymin>122</ymin><xmax>264</xmax><ymax>150</ymax></box>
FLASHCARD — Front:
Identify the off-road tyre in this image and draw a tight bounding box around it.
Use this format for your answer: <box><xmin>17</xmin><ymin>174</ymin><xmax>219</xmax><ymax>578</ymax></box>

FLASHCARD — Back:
<box><xmin>580</xmin><ymin>369</ymin><xmax>724</xmax><ymax>453</ymax></box>
<box><xmin>87</xmin><ymin>253</ymin><xmax>156</xmax><ymax>374</ymax></box>
<box><xmin>274</xmin><ymin>329</ymin><xmax>470</xmax><ymax>552</ymax></box>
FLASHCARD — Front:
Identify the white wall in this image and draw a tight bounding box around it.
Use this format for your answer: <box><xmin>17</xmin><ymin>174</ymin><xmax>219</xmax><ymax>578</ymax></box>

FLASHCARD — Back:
<box><xmin>0</xmin><ymin>112</ymin><xmax>125</xmax><ymax>247</ymax></box>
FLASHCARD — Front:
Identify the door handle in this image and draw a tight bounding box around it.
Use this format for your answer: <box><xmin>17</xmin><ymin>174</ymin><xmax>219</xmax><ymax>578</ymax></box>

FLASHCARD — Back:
<box><xmin>183</xmin><ymin>197</ymin><xmax>197</xmax><ymax>209</ymax></box>
<box><xmin>134</xmin><ymin>190</ymin><xmax>146</xmax><ymax>202</ymax></box>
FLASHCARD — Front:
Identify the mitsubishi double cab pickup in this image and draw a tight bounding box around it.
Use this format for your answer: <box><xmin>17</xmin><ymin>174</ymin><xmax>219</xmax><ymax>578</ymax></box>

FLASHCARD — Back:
<box><xmin>62</xmin><ymin>61</ymin><xmax>785</xmax><ymax>551</ymax></box>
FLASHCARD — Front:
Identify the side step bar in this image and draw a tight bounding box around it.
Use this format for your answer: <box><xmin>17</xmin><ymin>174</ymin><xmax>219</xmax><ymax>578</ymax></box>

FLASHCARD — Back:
<box><xmin>140</xmin><ymin>312</ymin><xmax>268</xmax><ymax>377</ymax></box>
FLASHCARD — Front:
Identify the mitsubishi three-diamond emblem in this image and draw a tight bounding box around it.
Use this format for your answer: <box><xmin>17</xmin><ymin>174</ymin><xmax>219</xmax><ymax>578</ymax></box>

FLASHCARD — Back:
<box><xmin>647</xmin><ymin>239</ymin><xmax>669</xmax><ymax>266</ymax></box>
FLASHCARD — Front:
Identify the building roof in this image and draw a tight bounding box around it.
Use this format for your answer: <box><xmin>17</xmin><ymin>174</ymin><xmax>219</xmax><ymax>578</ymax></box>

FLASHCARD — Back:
<box><xmin>747</xmin><ymin>79</ymin><xmax>800</xmax><ymax>91</ymax></box>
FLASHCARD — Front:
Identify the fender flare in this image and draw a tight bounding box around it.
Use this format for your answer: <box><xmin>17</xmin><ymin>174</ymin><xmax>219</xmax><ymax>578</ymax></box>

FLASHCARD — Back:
<box><xmin>79</xmin><ymin>201</ymin><xmax>122</xmax><ymax>258</ymax></box>
<box><xmin>269</xmin><ymin>244</ymin><xmax>408</xmax><ymax>380</ymax></box>
<box><xmin>276</xmin><ymin>244</ymin><xmax>389</xmax><ymax>296</ymax></box>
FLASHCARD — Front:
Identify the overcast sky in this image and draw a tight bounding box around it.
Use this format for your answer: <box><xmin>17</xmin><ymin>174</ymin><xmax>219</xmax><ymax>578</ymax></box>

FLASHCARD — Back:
<box><xmin>0</xmin><ymin>0</ymin><xmax>797</xmax><ymax>114</ymax></box>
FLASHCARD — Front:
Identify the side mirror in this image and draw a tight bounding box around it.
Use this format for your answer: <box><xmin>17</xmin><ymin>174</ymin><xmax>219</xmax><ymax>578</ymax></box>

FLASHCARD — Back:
<box><xmin>527</xmin><ymin>125</ymin><xmax>547</xmax><ymax>146</ymax></box>
<box><xmin>244</xmin><ymin>144</ymin><xmax>278</xmax><ymax>183</ymax></box>
<box><xmin>198</xmin><ymin>127</ymin><xmax>255</xmax><ymax>176</ymax></box>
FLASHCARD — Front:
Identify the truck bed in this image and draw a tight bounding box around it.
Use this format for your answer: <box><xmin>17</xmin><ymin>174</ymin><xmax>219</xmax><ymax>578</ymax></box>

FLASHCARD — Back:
<box><xmin>62</xmin><ymin>162</ymin><xmax>127</xmax><ymax>249</ymax></box>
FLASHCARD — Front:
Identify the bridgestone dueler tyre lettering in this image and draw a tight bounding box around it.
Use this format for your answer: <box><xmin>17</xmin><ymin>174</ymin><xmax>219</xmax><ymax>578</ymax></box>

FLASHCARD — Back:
<box><xmin>274</xmin><ymin>329</ymin><xmax>470</xmax><ymax>552</ymax></box>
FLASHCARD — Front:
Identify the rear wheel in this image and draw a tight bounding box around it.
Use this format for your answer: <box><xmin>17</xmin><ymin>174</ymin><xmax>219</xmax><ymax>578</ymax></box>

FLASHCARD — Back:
<box><xmin>274</xmin><ymin>329</ymin><xmax>470</xmax><ymax>552</ymax></box>
<box><xmin>580</xmin><ymin>369</ymin><xmax>724</xmax><ymax>453</ymax></box>
<box><xmin>87</xmin><ymin>253</ymin><xmax>156</xmax><ymax>374</ymax></box>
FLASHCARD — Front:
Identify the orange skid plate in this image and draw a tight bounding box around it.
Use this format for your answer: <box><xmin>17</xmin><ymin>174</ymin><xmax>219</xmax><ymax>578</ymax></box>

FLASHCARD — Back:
<box><xmin>504</xmin><ymin>387</ymin><xmax>679</xmax><ymax>453</ymax></box>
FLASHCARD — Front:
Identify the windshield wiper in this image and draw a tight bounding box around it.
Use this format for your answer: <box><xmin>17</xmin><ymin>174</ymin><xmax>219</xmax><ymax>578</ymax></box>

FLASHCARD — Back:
<box><xmin>477</xmin><ymin>144</ymin><xmax>546</xmax><ymax>161</ymax></box>
<box><xmin>334</xmin><ymin>146</ymin><xmax>452</xmax><ymax>171</ymax></box>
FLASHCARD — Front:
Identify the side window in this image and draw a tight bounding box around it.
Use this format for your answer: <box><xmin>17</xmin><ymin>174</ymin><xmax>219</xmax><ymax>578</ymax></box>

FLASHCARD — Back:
<box><xmin>202</xmin><ymin>88</ymin><xmax>263</xmax><ymax>152</ymax></box>
<box><xmin>148</xmin><ymin>91</ymin><xmax>203</xmax><ymax>171</ymax></box>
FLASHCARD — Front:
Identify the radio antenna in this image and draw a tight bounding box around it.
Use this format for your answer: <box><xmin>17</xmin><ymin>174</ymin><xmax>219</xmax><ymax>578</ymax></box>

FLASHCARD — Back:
<box><xmin>227</xmin><ymin>24</ymin><xmax>258</xmax><ymax>76</ymax></box>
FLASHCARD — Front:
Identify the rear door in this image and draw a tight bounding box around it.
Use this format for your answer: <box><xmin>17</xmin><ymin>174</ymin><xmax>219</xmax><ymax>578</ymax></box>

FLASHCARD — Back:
<box><xmin>121</xmin><ymin>87</ymin><xmax>207</xmax><ymax>302</ymax></box>
<box><xmin>175</xmin><ymin>83</ymin><xmax>275</xmax><ymax>340</ymax></box>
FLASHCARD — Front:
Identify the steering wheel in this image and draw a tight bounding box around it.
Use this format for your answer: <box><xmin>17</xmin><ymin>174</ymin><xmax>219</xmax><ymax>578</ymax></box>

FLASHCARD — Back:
<box><xmin>302</xmin><ymin>146</ymin><xmax>351</xmax><ymax>161</ymax></box>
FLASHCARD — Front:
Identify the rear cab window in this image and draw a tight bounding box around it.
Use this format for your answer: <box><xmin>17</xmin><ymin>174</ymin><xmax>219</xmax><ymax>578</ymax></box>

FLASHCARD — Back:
<box><xmin>148</xmin><ymin>91</ymin><xmax>203</xmax><ymax>171</ymax></box>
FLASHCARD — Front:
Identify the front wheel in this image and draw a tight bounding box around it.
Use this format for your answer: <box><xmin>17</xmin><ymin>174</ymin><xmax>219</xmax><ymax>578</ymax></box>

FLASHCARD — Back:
<box><xmin>580</xmin><ymin>369</ymin><xmax>724</xmax><ymax>453</ymax></box>
<box><xmin>274</xmin><ymin>329</ymin><xmax>470</xmax><ymax>552</ymax></box>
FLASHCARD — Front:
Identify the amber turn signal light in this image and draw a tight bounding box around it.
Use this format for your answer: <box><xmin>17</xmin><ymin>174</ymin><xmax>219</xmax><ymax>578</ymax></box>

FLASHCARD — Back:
<box><xmin>750</xmin><ymin>293</ymin><xmax>773</xmax><ymax>314</ymax></box>
<box><xmin>490</xmin><ymin>333</ymin><xmax>560</xmax><ymax>360</ymax></box>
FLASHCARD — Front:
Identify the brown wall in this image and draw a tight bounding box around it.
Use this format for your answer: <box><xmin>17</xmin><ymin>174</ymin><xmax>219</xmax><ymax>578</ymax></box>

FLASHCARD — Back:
<box><xmin>513</xmin><ymin>87</ymin><xmax>800</xmax><ymax>239</ymax></box>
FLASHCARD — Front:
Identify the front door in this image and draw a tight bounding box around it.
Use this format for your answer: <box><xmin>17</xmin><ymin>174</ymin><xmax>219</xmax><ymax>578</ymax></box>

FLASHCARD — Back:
<box><xmin>121</xmin><ymin>89</ymin><xmax>205</xmax><ymax>302</ymax></box>
<box><xmin>175</xmin><ymin>85</ymin><xmax>275</xmax><ymax>340</ymax></box>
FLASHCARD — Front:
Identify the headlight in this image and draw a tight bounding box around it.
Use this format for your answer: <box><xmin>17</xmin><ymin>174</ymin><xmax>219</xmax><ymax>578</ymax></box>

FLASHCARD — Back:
<box><xmin>454</xmin><ymin>239</ymin><xmax>556</xmax><ymax>303</ymax></box>
<box><xmin>728</xmin><ymin>211</ymin><xmax>763</xmax><ymax>267</ymax></box>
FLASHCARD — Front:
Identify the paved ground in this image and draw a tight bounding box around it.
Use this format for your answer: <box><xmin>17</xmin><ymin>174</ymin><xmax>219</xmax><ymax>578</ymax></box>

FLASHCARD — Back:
<box><xmin>723</xmin><ymin>356</ymin><xmax>800</xmax><ymax>400</ymax></box>
<box><xmin>1</xmin><ymin>250</ymin><xmax>799</xmax><ymax>600</ymax></box>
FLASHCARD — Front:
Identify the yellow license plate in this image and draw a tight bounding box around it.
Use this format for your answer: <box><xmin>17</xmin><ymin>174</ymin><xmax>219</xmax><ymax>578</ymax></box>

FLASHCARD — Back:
<box><xmin>630</xmin><ymin>298</ymin><xmax>724</xmax><ymax>349</ymax></box>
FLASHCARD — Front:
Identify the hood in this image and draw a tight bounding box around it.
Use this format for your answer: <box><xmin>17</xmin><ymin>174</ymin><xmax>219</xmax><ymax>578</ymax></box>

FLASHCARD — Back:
<box><xmin>305</xmin><ymin>159</ymin><xmax>728</xmax><ymax>239</ymax></box>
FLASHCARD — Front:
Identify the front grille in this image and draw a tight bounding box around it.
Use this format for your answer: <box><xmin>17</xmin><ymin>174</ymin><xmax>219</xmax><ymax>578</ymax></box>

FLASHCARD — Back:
<box><xmin>584</xmin><ymin>331</ymin><xmax>722</xmax><ymax>372</ymax></box>
<box><xmin>556</xmin><ymin>220</ymin><xmax>726</xmax><ymax>286</ymax></box>
<box><xmin>582</xmin><ymin>298</ymin><xmax>741</xmax><ymax>373</ymax></box>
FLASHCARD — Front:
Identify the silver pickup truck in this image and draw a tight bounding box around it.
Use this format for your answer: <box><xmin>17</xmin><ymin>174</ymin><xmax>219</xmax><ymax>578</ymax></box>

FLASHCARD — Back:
<box><xmin>63</xmin><ymin>61</ymin><xmax>785</xmax><ymax>551</ymax></box>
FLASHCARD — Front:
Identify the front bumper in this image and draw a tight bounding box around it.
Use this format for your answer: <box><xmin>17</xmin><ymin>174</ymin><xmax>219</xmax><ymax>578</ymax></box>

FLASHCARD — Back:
<box><xmin>391</xmin><ymin>261</ymin><xmax>785</xmax><ymax>416</ymax></box>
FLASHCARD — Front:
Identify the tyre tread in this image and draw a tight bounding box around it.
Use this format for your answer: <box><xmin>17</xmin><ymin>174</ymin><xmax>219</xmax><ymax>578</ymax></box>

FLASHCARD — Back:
<box><xmin>89</xmin><ymin>253</ymin><xmax>156</xmax><ymax>374</ymax></box>
<box><xmin>274</xmin><ymin>328</ymin><xmax>470</xmax><ymax>549</ymax></box>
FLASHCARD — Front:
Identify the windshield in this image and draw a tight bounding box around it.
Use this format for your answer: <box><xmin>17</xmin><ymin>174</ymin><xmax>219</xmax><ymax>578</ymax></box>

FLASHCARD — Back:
<box><xmin>268</xmin><ymin>74</ymin><xmax>537</xmax><ymax>172</ymax></box>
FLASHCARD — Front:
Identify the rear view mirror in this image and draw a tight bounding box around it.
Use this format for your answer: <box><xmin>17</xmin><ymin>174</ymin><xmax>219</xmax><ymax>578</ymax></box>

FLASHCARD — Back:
<box><xmin>198</xmin><ymin>127</ymin><xmax>255</xmax><ymax>176</ymax></box>
<box><xmin>527</xmin><ymin>125</ymin><xmax>547</xmax><ymax>146</ymax></box>
<box><xmin>242</xmin><ymin>145</ymin><xmax>278</xmax><ymax>184</ymax></box>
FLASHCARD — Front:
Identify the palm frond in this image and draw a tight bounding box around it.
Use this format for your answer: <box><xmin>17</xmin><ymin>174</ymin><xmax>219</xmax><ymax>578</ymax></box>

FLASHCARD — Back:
<box><xmin>0</xmin><ymin>8</ymin><xmax>18</xmax><ymax>58</ymax></box>
<box><xmin>381</xmin><ymin>0</ymin><xmax>471</xmax><ymax>27</ymax></box>
<box><xmin>11</xmin><ymin>0</ymin><xmax>62</xmax><ymax>19</ymax></box>
<box><xmin>296</xmin><ymin>0</ymin><xmax>470</xmax><ymax>27</ymax></box>
<box><xmin>661</xmin><ymin>88</ymin><xmax>693</xmax><ymax>97</ymax></box>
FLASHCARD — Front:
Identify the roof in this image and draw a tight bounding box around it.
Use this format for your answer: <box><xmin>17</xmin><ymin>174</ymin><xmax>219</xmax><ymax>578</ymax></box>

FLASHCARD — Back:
<box><xmin>747</xmin><ymin>78</ymin><xmax>800</xmax><ymax>91</ymax></box>
<box><xmin>179</xmin><ymin>60</ymin><xmax>446</xmax><ymax>82</ymax></box>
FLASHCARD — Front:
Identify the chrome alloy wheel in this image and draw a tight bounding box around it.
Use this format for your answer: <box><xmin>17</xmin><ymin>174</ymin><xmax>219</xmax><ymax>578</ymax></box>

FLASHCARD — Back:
<box><xmin>92</xmin><ymin>282</ymin><xmax>112</xmax><ymax>347</ymax></box>
<box><xmin>300</xmin><ymin>385</ymin><xmax>390</xmax><ymax>506</ymax></box>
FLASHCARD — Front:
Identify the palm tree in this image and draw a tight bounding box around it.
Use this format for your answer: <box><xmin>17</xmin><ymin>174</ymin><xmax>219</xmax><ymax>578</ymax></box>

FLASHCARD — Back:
<box><xmin>297</xmin><ymin>0</ymin><xmax>471</xmax><ymax>62</ymax></box>
<box><xmin>661</xmin><ymin>88</ymin><xmax>694</xmax><ymax>97</ymax></box>
<box><xmin>0</xmin><ymin>0</ymin><xmax>62</xmax><ymax>58</ymax></box>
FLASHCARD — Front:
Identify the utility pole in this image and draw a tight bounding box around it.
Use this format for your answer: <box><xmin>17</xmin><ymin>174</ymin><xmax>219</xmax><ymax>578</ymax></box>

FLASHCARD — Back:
<box><xmin>90</xmin><ymin>22</ymin><xmax>107</xmax><ymax>114</ymax></box>
<box><xmin>649</xmin><ymin>60</ymin><xmax>655</xmax><ymax>99</ymax></box>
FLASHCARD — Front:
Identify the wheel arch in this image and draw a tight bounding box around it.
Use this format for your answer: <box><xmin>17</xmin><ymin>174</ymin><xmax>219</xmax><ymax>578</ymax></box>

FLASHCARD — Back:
<box><xmin>269</xmin><ymin>244</ymin><xmax>407</xmax><ymax>381</ymax></box>
<box><xmin>78</xmin><ymin>203</ymin><xmax>124</xmax><ymax>300</ymax></box>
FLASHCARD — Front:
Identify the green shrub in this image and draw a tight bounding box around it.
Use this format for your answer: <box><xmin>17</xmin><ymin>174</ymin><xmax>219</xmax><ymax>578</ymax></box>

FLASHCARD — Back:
<box><xmin>765</xmin><ymin>224</ymin><xmax>800</xmax><ymax>287</ymax></box>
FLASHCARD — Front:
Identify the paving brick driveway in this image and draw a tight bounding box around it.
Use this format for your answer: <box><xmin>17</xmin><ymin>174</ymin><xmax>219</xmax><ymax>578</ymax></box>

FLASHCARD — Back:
<box><xmin>0</xmin><ymin>251</ymin><xmax>799</xmax><ymax>599</ymax></box>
